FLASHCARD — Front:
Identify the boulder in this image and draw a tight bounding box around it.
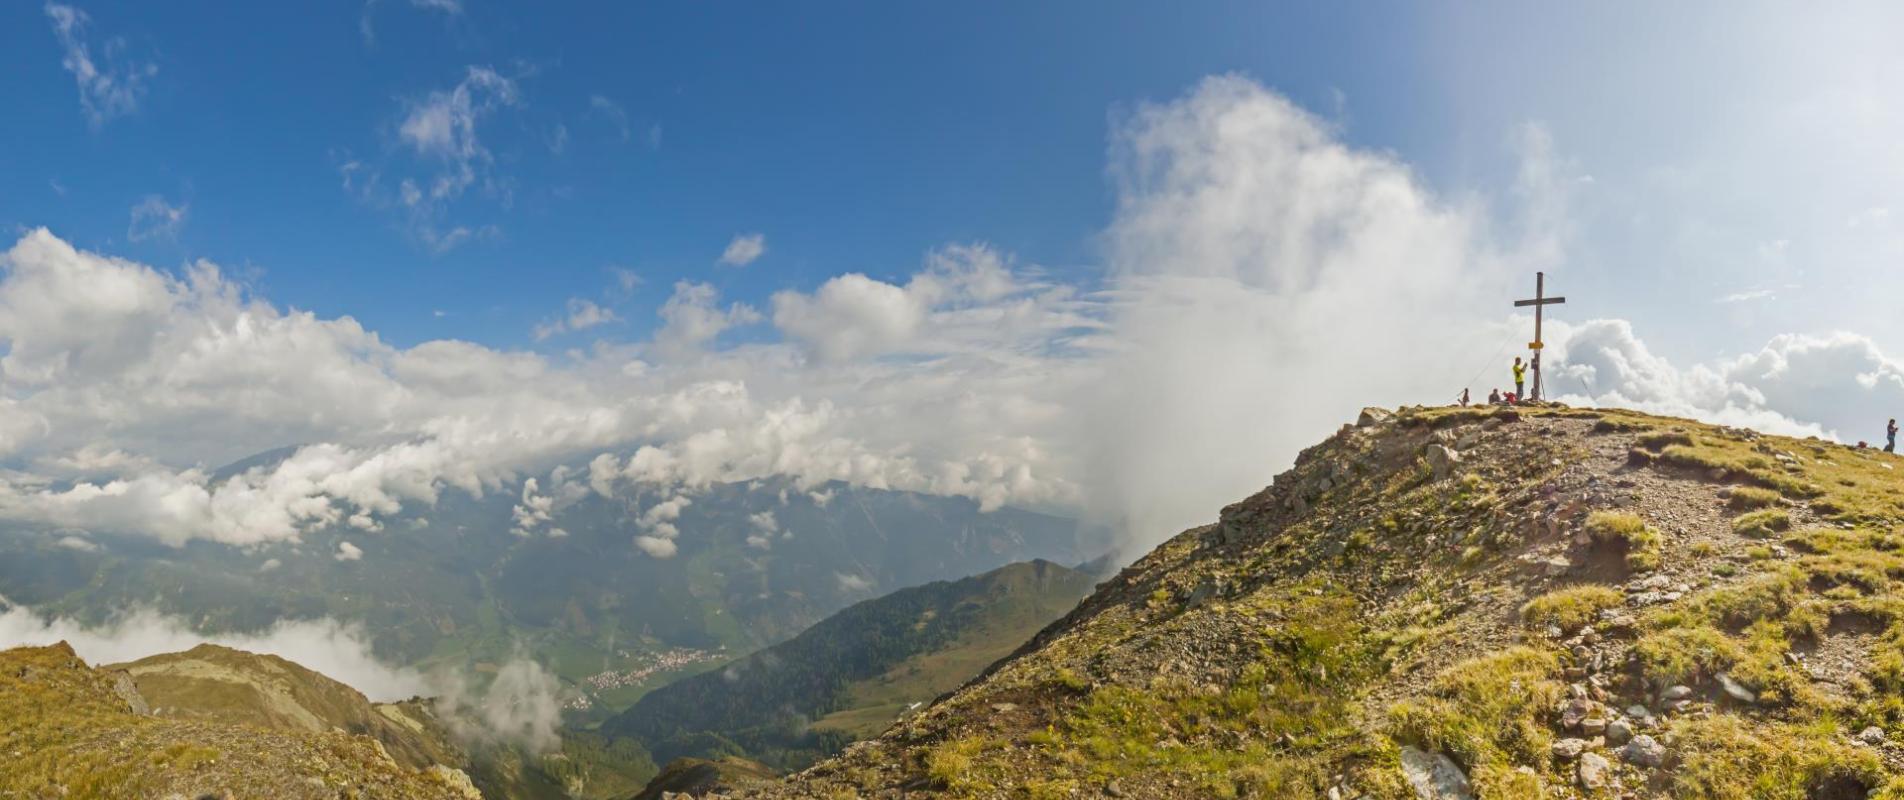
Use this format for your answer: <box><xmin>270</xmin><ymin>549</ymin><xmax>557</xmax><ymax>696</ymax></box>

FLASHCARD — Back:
<box><xmin>1576</xmin><ymin>752</ymin><xmax>1612</xmax><ymax>791</ymax></box>
<box><xmin>1717</xmin><ymin>672</ymin><xmax>1756</xmax><ymax>704</ymax></box>
<box><xmin>1358</xmin><ymin>407</ymin><xmax>1394</xmax><ymax>427</ymax></box>
<box><xmin>1399</xmin><ymin>746</ymin><xmax>1474</xmax><ymax>800</ymax></box>
<box><xmin>1424</xmin><ymin>445</ymin><xmax>1462</xmax><ymax>480</ymax></box>
<box><xmin>1622</xmin><ymin>734</ymin><xmax>1666</xmax><ymax>768</ymax></box>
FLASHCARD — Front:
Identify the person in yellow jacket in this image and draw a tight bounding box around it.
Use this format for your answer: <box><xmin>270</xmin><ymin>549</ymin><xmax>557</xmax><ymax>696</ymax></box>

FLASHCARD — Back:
<box><xmin>1512</xmin><ymin>357</ymin><xmax>1526</xmax><ymax>402</ymax></box>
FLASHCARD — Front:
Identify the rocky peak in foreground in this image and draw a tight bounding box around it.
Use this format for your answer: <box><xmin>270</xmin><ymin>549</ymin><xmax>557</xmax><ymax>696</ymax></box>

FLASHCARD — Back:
<box><xmin>718</xmin><ymin>405</ymin><xmax>1904</xmax><ymax>798</ymax></box>
<box><xmin>0</xmin><ymin>642</ymin><xmax>481</xmax><ymax>799</ymax></box>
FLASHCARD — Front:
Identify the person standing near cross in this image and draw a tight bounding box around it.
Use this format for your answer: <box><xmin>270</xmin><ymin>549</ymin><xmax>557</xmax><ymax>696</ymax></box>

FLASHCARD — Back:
<box><xmin>1514</xmin><ymin>272</ymin><xmax>1566</xmax><ymax>402</ymax></box>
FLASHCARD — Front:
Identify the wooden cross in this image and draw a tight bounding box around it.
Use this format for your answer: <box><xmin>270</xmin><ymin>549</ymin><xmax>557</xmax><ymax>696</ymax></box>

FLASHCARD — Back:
<box><xmin>1513</xmin><ymin>271</ymin><xmax>1566</xmax><ymax>401</ymax></box>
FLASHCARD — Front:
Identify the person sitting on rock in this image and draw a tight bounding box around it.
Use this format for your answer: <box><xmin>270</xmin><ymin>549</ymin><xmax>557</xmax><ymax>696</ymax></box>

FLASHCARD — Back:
<box><xmin>1488</xmin><ymin>388</ymin><xmax>1502</xmax><ymax>405</ymax></box>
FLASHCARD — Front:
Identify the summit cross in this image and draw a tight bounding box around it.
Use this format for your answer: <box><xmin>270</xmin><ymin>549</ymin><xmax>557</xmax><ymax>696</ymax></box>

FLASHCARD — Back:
<box><xmin>1513</xmin><ymin>271</ymin><xmax>1566</xmax><ymax>401</ymax></box>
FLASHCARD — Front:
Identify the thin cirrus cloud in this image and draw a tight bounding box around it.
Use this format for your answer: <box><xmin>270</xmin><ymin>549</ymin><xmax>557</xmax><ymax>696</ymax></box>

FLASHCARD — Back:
<box><xmin>0</xmin><ymin>76</ymin><xmax>1899</xmax><ymax>560</ymax></box>
<box><xmin>43</xmin><ymin>2</ymin><xmax>157</xmax><ymax>128</ymax></box>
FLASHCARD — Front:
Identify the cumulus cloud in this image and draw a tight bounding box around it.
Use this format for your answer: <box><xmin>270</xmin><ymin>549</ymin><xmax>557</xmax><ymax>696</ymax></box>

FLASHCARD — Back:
<box><xmin>44</xmin><ymin>3</ymin><xmax>156</xmax><ymax>127</ymax></box>
<box><xmin>127</xmin><ymin>195</ymin><xmax>187</xmax><ymax>242</ymax></box>
<box><xmin>719</xmin><ymin>233</ymin><xmax>766</xmax><ymax>266</ymax></box>
<box><xmin>532</xmin><ymin>298</ymin><xmax>618</xmax><ymax>341</ymax></box>
<box><xmin>651</xmin><ymin>281</ymin><xmax>761</xmax><ymax>358</ymax></box>
<box><xmin>1549</xmin><ymin>320</ymin><xmax>1904</xmax><ymax>443</ymax></box>
<box><xmin>835</xmin><ymin>572</ymin><xmax>873</xmax><ymax>592</ymax></box>
<box><xmin>335</xmin><ymin>540</ymin><xmax>363</xmax><ymax>561</ymax></box>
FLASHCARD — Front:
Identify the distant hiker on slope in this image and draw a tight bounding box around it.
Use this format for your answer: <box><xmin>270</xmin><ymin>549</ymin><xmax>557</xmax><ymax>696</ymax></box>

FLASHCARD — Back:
<box><xmin>1459</xmin><ymin>388</ymin><xmax>1471</xmax><ymax>407</ymax></box>
<box><xmin>1512</xmin><ymin>357</ymin><xmax>1526</xmax><ymax>403</ymax></box>
<box><xmin>1888</xmin><ymin>418</ymin><xmax>1898</xmax><ymax>453</ymax></box>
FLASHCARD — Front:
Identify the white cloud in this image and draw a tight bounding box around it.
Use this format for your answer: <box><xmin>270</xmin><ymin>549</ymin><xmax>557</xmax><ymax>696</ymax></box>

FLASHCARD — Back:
<box><xmin>258</xmin><ymin>557</ymin><xmax>281</xmax><ymax>572</ymax></box>
<box><xmin>127</xmin><ymin>195</ymin><xmax>187</xmax><ymax>242</ymax></box>
<box><xmin>435</xmin><ymin>656</ymin><xmax>562</xmax><ymax>754</ymax></box>
<box><xmin>1550</xmin><ymin>320</ymin><xmax>1904</xmax><ymax>443</ymax></box>
<box><xmin>55</xmin><ymin>535</ymin><xmax>97</xmax><ymax>552</ymax></box>
<box><xmin>1716</xmin><ymin>288</ymin><xmax>1776</xmax><ymax>304</ymax></box>
<box><xmin>343</xmin><ymin>66</ymin><xmax>521</xmax><ymax>252</ymax></box>
<box><xmin>718</xmin><ymin>233</ymin><xmax>766</xmax><ymax>267</ymax></box>
<box><xmin>335</xmin><ymin>541</ymin><xmax>363</xmax><ymax>561</ymax></box>
<box><xmin>532</xmin><ymin>298</ymin><xmax>619</xmax><ymax>341</ymax></box>
<box><xmin>651</xmin><ymin>281</ymin><xmax>760</xmax><ymax>358</ymax></box>
<box><xmin>835</xmin><ymin>573</ymin><xmax>873</xmax><ymax>592</ymax></box>
<box><xmin>44</xmin><ymin>3</ymin><xmax>156</xmax><ymax>127</ymax></box>
<box><xmin>633</xmin><ymin>536</ymin><xmax>677</xmax><ymax>559</ymax></box>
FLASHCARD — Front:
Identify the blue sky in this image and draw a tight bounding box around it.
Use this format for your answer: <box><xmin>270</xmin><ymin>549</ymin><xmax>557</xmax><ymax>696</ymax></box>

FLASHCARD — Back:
<box><xmin>7</xmin><ymin>2</ymin><xmax>1904</xmax><ymax>554</ymax></box>
<box><xmin>2</xmin><ymin>1</ymin><xmax>1465</xmax><ymax>348</ymax></box>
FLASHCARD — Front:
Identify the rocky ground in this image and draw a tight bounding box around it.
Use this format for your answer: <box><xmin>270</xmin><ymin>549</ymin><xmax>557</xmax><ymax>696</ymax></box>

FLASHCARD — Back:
<box><xmin>682</xmin><ymin>404</ymin><xmax>1904</xmax><ymax>799</ymax></box>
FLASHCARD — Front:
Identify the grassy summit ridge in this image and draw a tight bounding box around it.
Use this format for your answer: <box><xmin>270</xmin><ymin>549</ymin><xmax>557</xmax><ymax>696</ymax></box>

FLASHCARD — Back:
<box><xmin>715</xmin><ymin>406</ymin><xmax>1904</xmax><ymax>798</ymax></box>
<box><xmin>0</xmin><ymin>642</ymin><xmax>480</xmax><ymax>799</ymax></box>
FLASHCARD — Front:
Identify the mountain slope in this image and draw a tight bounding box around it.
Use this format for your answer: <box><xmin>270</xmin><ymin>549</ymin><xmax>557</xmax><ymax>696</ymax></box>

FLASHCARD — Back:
<box><xmin>109</xmin><ymin>643</ymin><xmax>461</xmax><ymax>771</ymax></box>
<box><xmin>0</xmin><ymin>642</ymin><xmax>479</xmax><ymax>799</ymax></box>
<box><xmin>606</xmin><ymin>560</ymin><xmax>1097</xmax><ymax>771</ymax></box>
<box><xmin>722</xmin><ymin>405</ymin><xmax>1904</xmax><ymax>798</ymax></box>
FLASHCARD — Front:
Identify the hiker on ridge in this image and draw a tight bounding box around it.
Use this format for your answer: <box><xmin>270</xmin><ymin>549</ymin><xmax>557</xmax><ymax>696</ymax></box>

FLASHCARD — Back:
<box><xmin>1512</xmin><ymin>357</ymin><xmax>1526</xmax><ymax>403</ymax></box>
<box><xmin>1888</xmin><ymin>418</ymin><xmax>1898</xmax><ymax>453</ymax></box>
<box><xmin>1488</xmin><ymin>388</ymin><xmax>1502</xmax><ymax>405</ymax></box>
<box><xmin>1459</xmin><ymin>388</ymin><xmax>1471</xmax><ymax>407</ymax></box>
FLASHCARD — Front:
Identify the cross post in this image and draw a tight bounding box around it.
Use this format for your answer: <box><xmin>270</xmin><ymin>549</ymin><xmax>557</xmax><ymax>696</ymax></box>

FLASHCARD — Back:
<box><xmin>1512</xmin><ymin>272</ymin><xmax>1566</xmax><ymax>402</ymax></box>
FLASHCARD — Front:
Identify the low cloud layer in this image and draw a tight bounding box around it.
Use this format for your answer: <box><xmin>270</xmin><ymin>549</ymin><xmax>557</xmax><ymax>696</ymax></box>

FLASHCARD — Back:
<box><xmin>0</xmin><ymin>75</ymin><xmax>1894</xmax><ymax>559</ymax></box>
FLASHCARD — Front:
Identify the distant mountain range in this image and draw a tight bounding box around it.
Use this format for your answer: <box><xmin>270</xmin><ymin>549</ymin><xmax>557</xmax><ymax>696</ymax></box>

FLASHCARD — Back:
<box><xmin>605</xmin><ymin>559</ymin><xmax>1097</xmax><ymax>771</ymax></box>
<box><xmin>0</xmin><ymin>465</ymin><xmax>1103</xmax><ymax>724</ymax></box>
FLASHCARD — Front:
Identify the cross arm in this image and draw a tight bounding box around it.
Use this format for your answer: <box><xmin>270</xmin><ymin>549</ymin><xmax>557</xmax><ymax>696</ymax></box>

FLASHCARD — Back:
<box><xmin>1514</xmin><ymin>296</ymin><xmax>1567</xmax><ymax>307</ymax></box>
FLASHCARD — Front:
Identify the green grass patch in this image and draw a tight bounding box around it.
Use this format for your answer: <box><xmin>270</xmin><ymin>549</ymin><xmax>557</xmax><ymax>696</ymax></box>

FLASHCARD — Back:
<box><xmin>1726</xmin><ymin>487</ymin><xmax>1783</xmax><ymax>511</ymax></box>
<box><xmin>1386</xmin><ymin>647</ymin><xmax>1563</xmax><ymax>792</ymax></box>
<box><xmin>1670</xmin><ymin>716</ymin><xmax>1886</xmax><ymax>799</ymax></box>
<box><xmin>1520</xmin><ymin>585</ymin><xmax>1623</xmax><ymax>633</ymax></box>
<box><xmin>1586</xmin><ymin>510</ymin><xmax>1662</xmax><ymax>571</ymax></box>
<box><xmin>1733</xmin><ymin>509</ymin><xmax>1792</xmax><ymax>539</ymax></box>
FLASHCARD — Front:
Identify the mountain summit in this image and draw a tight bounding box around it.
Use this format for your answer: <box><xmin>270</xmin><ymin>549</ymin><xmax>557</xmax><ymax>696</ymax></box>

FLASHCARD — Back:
<box><xmin>714</xmin><ymin>405</ymin><xmax>1904</xmax><ymax>798</ymax></box>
